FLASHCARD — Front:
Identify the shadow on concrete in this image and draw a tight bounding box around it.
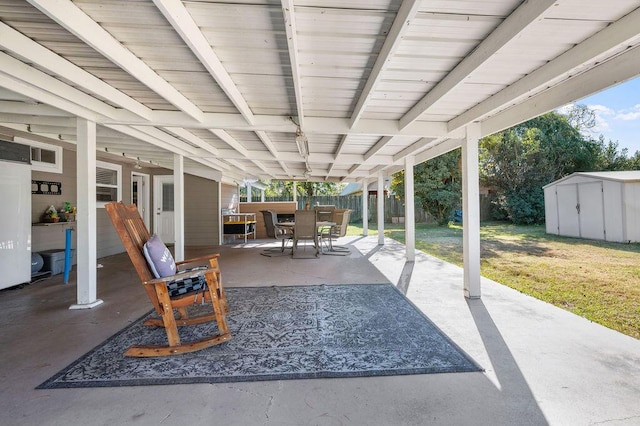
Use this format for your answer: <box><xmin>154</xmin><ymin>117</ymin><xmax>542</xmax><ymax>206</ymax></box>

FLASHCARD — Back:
<box><xmin>396</xmin><ymin>261</ymin><xmax>414</xmax><ymax>294</ymax></box>
<box><xmin>467</xmin><ymin>298</ymin><xmax>549</xmax><ymax>425</ymax></box>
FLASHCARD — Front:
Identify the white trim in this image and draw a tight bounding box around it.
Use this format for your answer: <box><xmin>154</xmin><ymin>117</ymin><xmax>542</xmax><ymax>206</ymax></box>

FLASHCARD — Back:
<box><xmin>96</xmin><ymin>160</ymin><xmax>122</xmax><ymax>208</ymax></box>
<box><xmin>13</xmin><ymin>136</ymin><xmax>63</xmax><ymax>174</ymax></box>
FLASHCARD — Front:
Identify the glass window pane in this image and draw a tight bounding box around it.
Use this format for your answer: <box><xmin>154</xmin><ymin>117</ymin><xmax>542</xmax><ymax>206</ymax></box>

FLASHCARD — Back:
<box><xmin>39</xmin><ymin>149</ymin><xmax>56</xmax><ymax>164</ymax></box>
<box><xmin>97</xmin><ymin>186</ymin><xmax>118</xmax><ymax>202</ymax></box>
<box><xmin>162</xmin><ymin>183</ymin><xmax>174</xmax><ymax>211</ymax></box>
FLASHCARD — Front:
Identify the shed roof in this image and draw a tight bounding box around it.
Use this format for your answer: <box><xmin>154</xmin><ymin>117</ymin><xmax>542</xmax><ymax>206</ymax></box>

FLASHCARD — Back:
<box><xmin>544</xmin><ymin>171</ymin><xmax>640</xmax><ymax>188</ymax></box>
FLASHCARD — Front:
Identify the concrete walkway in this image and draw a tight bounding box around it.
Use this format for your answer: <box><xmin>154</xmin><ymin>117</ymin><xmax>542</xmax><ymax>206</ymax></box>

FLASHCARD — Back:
<box><xmin>1</xmin><ymin>236</ymin><xmax>638</xmax><ymax>425</ymax></box>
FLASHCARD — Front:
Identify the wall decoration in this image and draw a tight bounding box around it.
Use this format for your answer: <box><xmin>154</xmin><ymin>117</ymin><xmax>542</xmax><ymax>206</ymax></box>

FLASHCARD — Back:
<box><xmin>32</xmin><ymin>180</ymin><xmax>62</xmax><ymax>195</ymax></box>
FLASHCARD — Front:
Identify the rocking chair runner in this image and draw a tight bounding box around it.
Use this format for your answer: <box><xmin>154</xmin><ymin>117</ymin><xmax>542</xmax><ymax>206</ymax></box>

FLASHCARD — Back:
<box><xmin>105</xmin><ymin>202</ymin><xmax>231</xmax><ymax>357</ymax></box>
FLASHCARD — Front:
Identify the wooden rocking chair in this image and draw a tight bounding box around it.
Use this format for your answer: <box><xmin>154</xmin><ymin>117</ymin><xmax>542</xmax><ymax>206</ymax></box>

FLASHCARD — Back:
<box><xmin>105</xmin><ymin>202</ymin><xmax>231</xmax><ymax>357</ymax></box>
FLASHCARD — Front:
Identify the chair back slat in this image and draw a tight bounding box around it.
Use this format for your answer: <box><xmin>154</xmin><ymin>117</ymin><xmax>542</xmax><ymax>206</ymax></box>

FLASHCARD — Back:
<box><xmin>105</xmin><ymin>202</ymin><xmax>160</xmax><ymax>312</ymax></box>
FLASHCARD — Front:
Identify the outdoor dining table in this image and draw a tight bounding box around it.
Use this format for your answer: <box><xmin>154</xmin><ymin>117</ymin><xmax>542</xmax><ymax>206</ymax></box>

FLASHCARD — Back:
<box><xmin>277</xmin><ymin>221</ymin><xmax>336</xmax><ymax>254</ymax></box>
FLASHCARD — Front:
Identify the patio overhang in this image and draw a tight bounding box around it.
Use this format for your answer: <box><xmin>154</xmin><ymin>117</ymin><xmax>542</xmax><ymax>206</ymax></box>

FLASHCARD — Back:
<box><xmin>1</xmin><ymin>0</ymin><xmax>639</xmax><ymax>307</ymax></box>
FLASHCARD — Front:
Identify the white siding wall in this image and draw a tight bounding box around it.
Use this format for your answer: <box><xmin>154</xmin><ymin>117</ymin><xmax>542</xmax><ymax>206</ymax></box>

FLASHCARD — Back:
<box><xmin>602</xmin><ymin>180</ymin><xmax>624</xmax><ymax>242</ymax></box>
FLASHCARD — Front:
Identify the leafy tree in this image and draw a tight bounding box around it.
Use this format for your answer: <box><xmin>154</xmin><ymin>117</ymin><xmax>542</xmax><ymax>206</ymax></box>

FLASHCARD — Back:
<box><xmin>264</xmin><ymin>180</ymin><xmax>344</xmax><ymax>198</ymax></box>
<box><xmin>480</xmin><ymin>111</ymin><xmax>596</xmax><ymax>224</ymax></box>
<box><xmin>392</xmin><ymin>150</ymin><xmax>461</xmax><ymax>225</ymax></box>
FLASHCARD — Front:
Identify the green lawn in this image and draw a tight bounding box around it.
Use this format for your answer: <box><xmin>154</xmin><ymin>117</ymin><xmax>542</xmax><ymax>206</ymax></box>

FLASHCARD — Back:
<box><xmin>348</xmin><ymin>222</ymin><xmax>640</xmax><ymax>339</ymax></box>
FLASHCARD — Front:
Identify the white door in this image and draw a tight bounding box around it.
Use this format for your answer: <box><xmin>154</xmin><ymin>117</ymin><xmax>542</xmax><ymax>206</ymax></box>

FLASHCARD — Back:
<box><xmin>578</xmin><ymin>181</ymin><xmax>605</xmax><ymax>240</ymax></box>
<box><xmin>557</xmin><ymin>184</ymin><xmax>580</xmax><ymax>237</ymax></box>
<box><xmin>131</xmin><ymin>172</ymin><xmax>150</xmax><ymax>230</ymax></box>
<box><xmin>153</xmin><ymin>175</ymin><xmax>174</xmax><ymax>244</ymax></box>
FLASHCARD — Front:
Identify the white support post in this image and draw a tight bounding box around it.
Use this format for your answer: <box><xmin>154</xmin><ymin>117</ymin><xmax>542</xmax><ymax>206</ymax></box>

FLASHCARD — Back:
<box><xmin>261</xmin><ymin>189</ymin><xmax>265</xmax><ymax>202</ymax></box>
<box><xmin>246</xmin><ymin>182</ymin><xmax>252</xmax><ymax>203</ymax></box>
<box><xmin>377</xmin><ymin>171</ymin><xmax>385</xmax><ymax>245</ymax></box>
<box><xmin>216</xmin><ymin>180</ymin><xmax>223</xmax><ymax>245</ymax></box>
<box><xmin>361</xmin><ymin>178</ymin><xmax>369</xmax><ymax>236</ymax></box>
<box><xmin>293</xmin><ymin>181</ymin><xmax>297</xmax><ymax>203</ymax></box>
<box><xmin>69</xmin><ymin>118</ymin><xmax>103</xmax><ymax>309</ymax></box>
<box><xmin>462</xmin><ymin>123</ymin><xmax>481</xmax><ymax>299</ymax></box>
<box><xmin>174</xmin><ymin>154</ymin><xmax>185</xmax><ymax>262</ymax></box>
<box><xmin>404</xmin><ymin>155</ymin><xmax>415</xmax><ymax>261</ymax></box>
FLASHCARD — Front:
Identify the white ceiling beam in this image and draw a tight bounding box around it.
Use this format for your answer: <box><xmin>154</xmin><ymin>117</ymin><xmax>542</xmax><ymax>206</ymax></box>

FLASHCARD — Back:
<box><xmin>482</xmin><ymin>45</ymin><xmax>640</xmax><ymax>137</ymax></box>
<box><xmin>0</xmin><ymin>113</ymin><xmax>77</xmax><ymax>128</ymax></box>
<box><xmin>349</xmin><ymin>0</ymin><xmax>421</xmax><ymax>128</ymax></box>
<box><xmin>27</xmin><ymin>0</ymin><xmax>204</xmax><ymax>122</ymax></box>
<box><xmin>255</xmin><ymin>130</ymin><xmax>291</xmax><ymax>175</ymax></box>
<box><xmin>399</xmin><ymin>0</ymin><xmax>558</xmax><ymax>129</ymax></box>
<box><xmin>0</xmin><ymin>22</ymin><xmax>151</xmax><ymax>121</ymax></box>
<box><xmin>392</xmin><ymin>137</ymin><xmax>439</xmax><ymax>163</ymax></box>
<box><xmin>0</xmin><ymin>101</ymin><xmax>69</xmax><ymax>117</ymax></box>
<box><xmin>152</xmin><ymin>0</ymin><xmax>254</xmax><ymax>123</ymax></box>
<box><xmin>0</xmin><ymin>73</ymin><xmax>98</xmax><ymax>121</ymax></box>
<box><xmin>209</xmin><ymin>129</ymin><xmax>249</xmax><ymax>158</ymax></box>
<box><xmin>414</xmin><ymin>138</ymin><xmax>463</xmax><ymax>165</ymax></box>
<box><xmin>448</xmin><ymin>6</ymin><xmax>640</xmax><ymax>133</ymax></box>
<box><xmin>364</xmin><ymin>136</ymin><xmax>394</xmax><ymax>161</ymax></box>
<box><xmin>101</xmin><ymin>113</ymin><xmax>449</xmax><ymax>138</ymax></box>
<box><xmin>163</xmin><ymin>127</ymin><xmax>220</xmax><ymax>157</ymax></box>
<box><xmin>0</xmin><ymin>52</ymin><xmax>122</xmax><ymax>120</ymax></box>
<box><xmin>104</xmin><ymin>125</ymin><xmax>195</xmax><ymax>157</ymax></box>
<box><xmin>305</xmin><ymin>117</ymin><xmax>448</xmax><ymax>138</ymax></box>
<box><xmin>281</xmin><ymin>0</ymin><xmax>305</xmax><ymax>128</ymax></box>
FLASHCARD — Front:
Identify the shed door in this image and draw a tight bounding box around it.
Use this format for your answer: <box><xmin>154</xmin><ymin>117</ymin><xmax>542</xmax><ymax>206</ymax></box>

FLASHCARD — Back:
<box><xmin>557</xmin><ymin>184</ymin><xmax>580</xmax><ymax>237</ymax></box>
<box><xmin>578</xmin><ymin>181</ymin><xmax>605</xmax><ymax>240</ymax></box>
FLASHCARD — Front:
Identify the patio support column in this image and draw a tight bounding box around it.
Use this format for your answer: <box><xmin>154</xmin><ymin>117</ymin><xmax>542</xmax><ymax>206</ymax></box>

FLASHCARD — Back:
<box><xmin>69</xmin><ymin>117</ymin><xmax>103</xmax><ymax>310</ymax></box>
<box><xmin>361</xmin><ymin>178</ymin><xmax>369</xmax><ymax>236</ymax></box>
<box><xmin>404</xmin><ymin>155</ymin><xmax>415</xmax><ymax>261</ymax></box>
<box><xmin>377</xmin><ymin>171</ymin><xmax>385</xmax><ymax>245</ymax></box>
<box><xmin>261</xmin><ymin>189</ymin><xmax>265</xmax><ymax>202</ymax></box>
<box><xmin>293</xmin><ymin>181</ymin><xmax>297</xmax><ymax>203</ymax></box>
<box><xmin>173</xmin><ymin>153</ymin><xmax>185</xmax><ymax>262</ymax></box>
<box><xmin>462</xmin><ymin>123</ymin><xmax>481</xmax><ymax>299</ymax></box>
<box><xmin>216</xmin><ymin>180</ymin><xmax>223</xmax><ymax>245</ymax></box>
<box><xmin>246</xmin><ymin>182</ymin><xmax>252</xmax><ymax>202</ymax></box>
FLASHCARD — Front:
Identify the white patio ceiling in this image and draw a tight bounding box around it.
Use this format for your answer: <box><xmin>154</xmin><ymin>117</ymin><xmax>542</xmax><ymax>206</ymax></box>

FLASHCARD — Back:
<box><xmin>0</xmin><ymin>0</ymin><xmax>639</xmax><ymax>184</ymax></box>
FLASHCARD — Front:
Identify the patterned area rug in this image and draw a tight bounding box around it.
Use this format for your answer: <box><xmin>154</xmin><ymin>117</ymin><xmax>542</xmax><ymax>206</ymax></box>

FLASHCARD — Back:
<box><xmin>38</xmin><ymin>284</ymin><xmax>481</xmax><ymax>388</ymax></box>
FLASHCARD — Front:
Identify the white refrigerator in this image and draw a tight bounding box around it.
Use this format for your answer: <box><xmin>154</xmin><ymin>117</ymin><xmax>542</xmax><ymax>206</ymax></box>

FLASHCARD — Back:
<box><xmin>0</xmin><ymin>160</ymin><xmax>31</xmax><ymax>290</ymax></box>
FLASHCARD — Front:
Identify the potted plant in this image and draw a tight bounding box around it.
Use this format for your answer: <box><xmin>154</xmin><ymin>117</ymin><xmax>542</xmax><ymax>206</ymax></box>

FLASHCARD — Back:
<box><xmin>43</xmin><ymin>205</ymin><xmax>59</xmax><ymax>223</ymax></box>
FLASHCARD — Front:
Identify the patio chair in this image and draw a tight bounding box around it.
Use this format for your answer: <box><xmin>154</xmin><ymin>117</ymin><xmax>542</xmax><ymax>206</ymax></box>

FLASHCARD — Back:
<box><xmin>260</xmin><ymin>210</ymin><xmax>293</xmax><ymax>256</ymax></box>
<box><xmin>320</xmin><ymin>209</ymin><xmax>351</xmax><ymax>255</ymax></box>
<box><xmin>293</xmin><ymin>209</ymin><xmax>319</xmax><ymax>258</ymax></box>
<box><xmin>105</xmin><ymin>202</ymin><xmax>231</xmax><ymax>357</ymax></box>
<box><xmin>314</xmin><ymin>205</ymin><xmax>335</xmax><ymax>222</ymax></box>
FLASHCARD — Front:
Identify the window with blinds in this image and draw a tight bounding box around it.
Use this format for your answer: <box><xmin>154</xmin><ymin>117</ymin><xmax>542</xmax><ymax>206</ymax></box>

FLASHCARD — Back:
<box><xmin>96</xmin><ymin>160</ymin><xmax>122</xmax><ymax>207</ymax></box>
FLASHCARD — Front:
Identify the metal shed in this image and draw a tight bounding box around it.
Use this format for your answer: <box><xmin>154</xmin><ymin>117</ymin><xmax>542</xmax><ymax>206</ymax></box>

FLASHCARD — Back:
<box><xmin>544</xmin><ymin>171</ymin><xmax>640</xmax><ymax>243</ymax></box>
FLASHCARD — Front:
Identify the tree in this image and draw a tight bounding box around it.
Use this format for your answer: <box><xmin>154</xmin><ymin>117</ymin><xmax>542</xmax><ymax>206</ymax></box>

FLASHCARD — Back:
<box><xmin>480</xmin><ymin>111</ymin><xmax>595</xmax><ymax>224</ymax></box>
<box><xmin>392</xmin><ymin>150</ymin><xmax>461</xmax><ymax>225</ymax></box>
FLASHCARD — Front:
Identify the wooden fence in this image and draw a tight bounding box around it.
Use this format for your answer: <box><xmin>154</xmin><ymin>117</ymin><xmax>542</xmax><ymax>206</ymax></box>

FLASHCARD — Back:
<box><xmin>240</xmin><ymin>193</ymin><xmax>494</xmax><ymax>223</ymax></box>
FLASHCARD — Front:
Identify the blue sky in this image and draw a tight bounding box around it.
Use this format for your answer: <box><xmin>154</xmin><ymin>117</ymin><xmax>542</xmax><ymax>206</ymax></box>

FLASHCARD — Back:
<box><xmin>560</xmin><ymin>77</ymin><xmax>640</xmax><ymax>155</ymax></box>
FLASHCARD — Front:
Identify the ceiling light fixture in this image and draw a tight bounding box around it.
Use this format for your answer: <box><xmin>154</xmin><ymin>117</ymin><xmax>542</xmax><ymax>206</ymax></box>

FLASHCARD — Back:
<box><xmin>295</xmin><ymin>126</ymin><xmax>309</xmax><ymax>159</ymax></box>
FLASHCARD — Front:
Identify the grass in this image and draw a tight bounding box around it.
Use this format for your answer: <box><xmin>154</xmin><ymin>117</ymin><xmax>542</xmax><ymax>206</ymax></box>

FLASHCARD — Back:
<box><xmin>348</xmin><ymin>222</ymin><xmax>640</xmax><ymax>339</ymax></box>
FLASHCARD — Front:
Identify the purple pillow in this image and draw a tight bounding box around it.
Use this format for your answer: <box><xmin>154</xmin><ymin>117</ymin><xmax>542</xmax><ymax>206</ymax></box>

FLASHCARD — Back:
<box><xmin>143</xmin><ymin>234</ymin><xmax>176</xmax><ymax>278</ymax></box>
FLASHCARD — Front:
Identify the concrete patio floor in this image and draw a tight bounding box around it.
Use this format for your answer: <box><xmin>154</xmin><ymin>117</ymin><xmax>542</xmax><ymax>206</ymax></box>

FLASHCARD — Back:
<box><xmin>1</xmin><ymin>236</ymin><xmax>639</xmax><ymax>426</ymax></box>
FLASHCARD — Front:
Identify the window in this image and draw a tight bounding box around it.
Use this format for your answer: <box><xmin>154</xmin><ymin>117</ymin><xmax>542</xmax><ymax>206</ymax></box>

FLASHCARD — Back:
<box><xmin>14</xmin><ymin>137</ymin><xmax>63</xmax><ymax>174</ymax></box>
<box><xmin>96</xmin><ymin>161</ymin><xmax>122</xmax><ymax>208</ymax></box>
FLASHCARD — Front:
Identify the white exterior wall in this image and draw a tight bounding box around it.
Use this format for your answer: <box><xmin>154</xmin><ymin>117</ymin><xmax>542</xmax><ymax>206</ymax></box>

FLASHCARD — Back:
<box><xmin>623</xmin><ymin>182</ymin><xmax>640</xmax><ymax>243</ymax></box>
<box><xmin>544</xmin><ymin>186</ymin><xmax>559</xmax><ymax>235</ymax></box>
<box><xmin>602</xmin><ymin>180</ymin><xmax>624</xmax><ymax>242</ymax></box>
